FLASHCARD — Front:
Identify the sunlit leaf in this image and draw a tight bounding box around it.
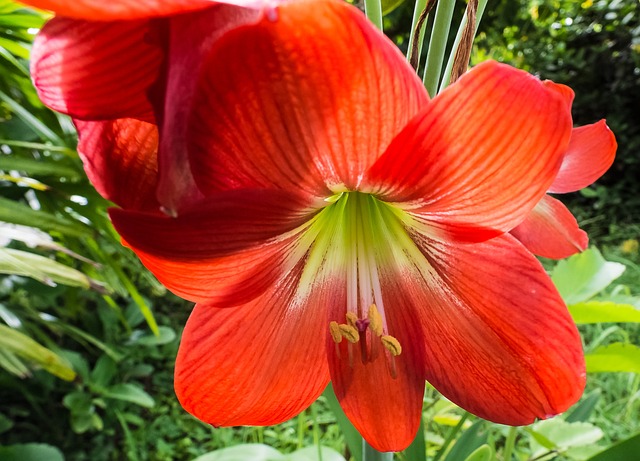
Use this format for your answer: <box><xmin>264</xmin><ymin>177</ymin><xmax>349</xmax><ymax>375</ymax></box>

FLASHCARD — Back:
<box><xmin>193</xmin><ymin>444</ymin><xmax>283</xmax><ymax>461</ymax></box>
<box><xmin>0</xmin><ymin>196</ymin><xmax>91</xmax><ymax>237</ymax></box>
<box><xmin>585</xmin><ymin>343</ymin><xmax>640</xmax><ymax>373</ymax></box>
<box><xmin>0</xmin><ymin>324</ymin><xmax>76</xmax><ymax>380</ymax></box>
<box><xmin>552</xmin><ymin>248</ymin><xmax>625</xmax><ymax>304</ymax></box>
<box><xmin>0</xmin><ymin>155</ymin><xmax>81</xmax><ymax>179</ymax></box>
<box><xmin>569</xmin><ymin>300</ymin><xmax>640</xmax><ymax>324</ymax></box>
<box><xmin>0</xmin><ymin>247</ymin><xmax>102</xmax><ymax>290</ymax></box>
<box><xmin>529</xmin><ymin>419</ymin><xmax>604</xmax><ymax>461</ymax></box>
<box><xmin>0</xmin><ymin>90</ymin><xmax>63</xmax><ymax>143</ymax></box>
<box><xmin>284</xmin><ymin>446</ymin><xmax>346</xmax><ymax>461</ymax></box>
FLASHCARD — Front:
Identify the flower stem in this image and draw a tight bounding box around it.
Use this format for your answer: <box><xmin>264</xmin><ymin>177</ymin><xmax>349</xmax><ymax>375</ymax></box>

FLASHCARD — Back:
<box><xmin>503</xmin><ymin>426</ymin><xmax>518</xmax><ymax>461</ymax></box>
<box><xmin>363</xmin><ymin>0</ymin><xmax>383</xmax><ymax>31</ymax></box>
<box><xmin>438</xmin><ymin>0</ymin><xmax>488</xmax><ymax>93</ymax></box>
<box><xmin>422</xmin><ymin>0</ymin><xmax>455</xmax><ymax>97</ymax></box>
<box><xmin>407</xmin><ymin>0</ymin><xmax>428</xmax><ymax>66</ymax></box>
<box><xmin>363</xmin><ymin>440</ymin><xmax>394</xmax><ymax>461</ymax></box>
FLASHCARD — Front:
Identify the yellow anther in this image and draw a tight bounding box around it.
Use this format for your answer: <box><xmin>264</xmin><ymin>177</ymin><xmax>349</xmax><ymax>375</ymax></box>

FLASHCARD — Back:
<box><xmin>338</xmin><ymin>324</ymin><xmax>360</xmax><ymax>343</ymax></box>
<box><xmin>345</xmin><ymin>312</ymin><xmax>358</xmax><ymax>328</ymax></box>
<box><xmin>381</xmin><ymin>335</ymin><xmax>402</xmax><ymax>356</ymax></box>
<box><xmin>329</xmin><ymin>321</ymin><xmax>343</xmax><ymax>344</ymax></box>
<box><xmin>367</xmin><ymin>304</ymin><xmax>383</xmax><ymax>336</ymax></box>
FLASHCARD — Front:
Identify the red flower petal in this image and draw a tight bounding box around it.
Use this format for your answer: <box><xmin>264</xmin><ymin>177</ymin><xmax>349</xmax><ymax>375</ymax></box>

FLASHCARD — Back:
<box><xmin>31</xmin><ymin>17</ymin><xmax>164</xmax><ymax>121</ymax></box>
<box><xmin>549</xmin><ymin>121</ymin><xmax>617</xmax><ymax>194</ymax></box>
<box><xmin>75</xmin><ymin>118</ymin><xmax>160</xmax><ymax>211</ymax></box>
<box><xmin>510</xmin><ymin>195</ymin><xmax>588</xmax><ymax>259</ymax></box>
<box><xmin>364</xmin><ymin>61</ymin><xmax>572</xmax><ymax>242</ymax></box>
<box><xmin>186</xmin><ymin>0</ymin><xmax>427</xmax><ymax>198</ymax></box>
<box><xmin>405</xmin><ymin>232</ymin><xmax>585</xmax><ymax>424</ymax></box>
<box><xmin>175</xmin><ymin>267</ymin><xmax>331</xmax><ymax>426</ymax></box>
<box><xmin>543</xmin><ymin>80</ymin><xmax>575</xmax><ymax>109</ymax></box>
<box><xmin>109</xmin><ymin>190</ymin><xmax>318</xmax><ymax>302</ymax></box>
<box><xmin>328</xmin><ymin>285</ymin><xmax>426</xmax><ymax>451</ymax></box>
<box><xmin>156</xmin><ymin>4</ymin><xmax>263</xmax><ymax>212</ymax></box>
<box><xmin>19</xmin><ymin>0</ymin><xmax>248</xmax><ymax>20</ymax></box>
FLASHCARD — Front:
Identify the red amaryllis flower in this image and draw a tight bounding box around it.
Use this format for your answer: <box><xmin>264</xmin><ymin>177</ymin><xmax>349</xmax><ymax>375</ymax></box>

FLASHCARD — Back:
<box><xmin>26</xmin><ymin>0</ymin><xmax>267</xmax><ymax>211</ymax></box>
<box><xmin>29</xmin><ymin>0</ymin><xmax>587</xmax><ymax>451</ymax></box>
<box><xmin>511</xmin><ymin>82</ymin><xmax>616</xmax><ymax>259</ymax></box>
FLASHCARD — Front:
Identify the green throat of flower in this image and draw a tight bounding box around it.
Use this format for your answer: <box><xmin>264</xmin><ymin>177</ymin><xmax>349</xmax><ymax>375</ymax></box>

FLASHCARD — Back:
<box><xmin>296</xmin><ymin>191</ymin><xmax>422</xmax><ymax>377</ymax></box>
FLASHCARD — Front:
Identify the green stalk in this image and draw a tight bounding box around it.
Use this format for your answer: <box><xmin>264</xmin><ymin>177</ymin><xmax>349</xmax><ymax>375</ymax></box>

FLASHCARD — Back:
<box><xmin>503</xmin><ymin>426</ymin><xmax>518</xmax><ymax>461</ymax></box>
<box><xmin>432</xmin><ymin>413</ymin><xmax>469</xmax><ymax>461</ymax></box>
<box><xmin>422</xmin><ymin>0</ymin><xmax>456</xmax><ymax>97</ymax></box>
<box><xmin>364</xmin><ymin>0</ymin><xmax>383</xmax><ymax>31</ymax></box>
<box><xmin>363</xmin><ymin>440</ymin><xmax>394</xmax><ymax>461</ymax></box>
<box><xmin>407</xmin><ymin>0</ymin><xmax>428</xmax><ymax>66</ymax></box>
<box><xmin>438</xmin><ymin>0</ymin><xmax>488</xmax><ymax>93</ymax></box>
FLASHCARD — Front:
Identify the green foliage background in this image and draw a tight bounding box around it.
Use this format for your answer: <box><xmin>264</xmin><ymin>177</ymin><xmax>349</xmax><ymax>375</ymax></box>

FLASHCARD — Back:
<box><xmin>1</xmin><ymin>0</ymin><xmax>639</xmax><ymax>460</ymax></box>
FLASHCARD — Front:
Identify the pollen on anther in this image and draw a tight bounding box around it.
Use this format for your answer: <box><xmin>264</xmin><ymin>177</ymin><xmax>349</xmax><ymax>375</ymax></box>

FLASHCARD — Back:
<box><xmin>368</xmin><ymin>304</ymin><xmax>383</xmax><ymax>336</ymax></box>
<box><xmin>338</xmin><ymin>324</ymin><xmax>359</xmax><ymax>343</ymax></box>
<box><xmin>329</xmin><ymin>321</ymin><xmax>343</xmax><ymax>344</ymax></box>
<box><xmin>381</xmin><ymin>335</ymin><xmax>402</xmax><ymax>356</ymax></box>
<box><xmin>345</xmin><ymin>312</ymin><xmax>358</xmax><ymax>328</ymax></box>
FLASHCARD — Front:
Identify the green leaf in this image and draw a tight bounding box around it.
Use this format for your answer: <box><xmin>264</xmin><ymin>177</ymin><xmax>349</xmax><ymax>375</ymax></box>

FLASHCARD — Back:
<box><xmin>0</xmin><ymin>443</ymin><xmax>65</xmax><ymax>461</ymax></box>
<box><xmin>586</xmin><ymin>432</ymin><xmax>640</xmax><ymax>461</ymax></box>
<box><xmin>63</xmin><ymin>391</ymin><xmax>93</xmax><ymax>414</ymax></box>
<box><xmin>103</xmin><ymin>383</ymin><xmax>155</xmax><ymax>408</ymax></box>
<box><xmin>129</xmin><ymin>326</ymin><xmax>176</xmax><ymax>347</ymax></box>
<box><xmin>0</xmin><ymin>90</ymin><xmax>63</xmax><ymax>143</ymax></box>
<box><xmin>552</xmin><ymin>248</ymin><xmax>625</xmax><ymax>304</ymax></box>
<box><xmin>463</xmin><ymin>445</ymin><xmax>494</xmax><ymax>461</ymax></box>
<box><xmin>0</xmin><ymin>139</ymin><xmax>76</xmax><ymax>155</ymax></box>
<box><xmin>566</xmin><ymin>391</ymin><xmax>601</xmax><ymax>423</ymax></box>
<box><xmin>569</xmin><ymin>301</ymin><xmax>640</xmax><ymax>324</ymax></box>
<box><xmin>0</xmin><ymin>248</ymin><xmax>95</xmax><ymax>289</ymax></box>
<box><xmin>0</xmin><ymin>413</ymin><xmax>14</xmax><ymax>434</ymax></box>
<box><xmin>531</xmin><ymin>419</ymin><xmax>603</xmax><ymax>448</ymax></box>
<box><xmin>90</xmin><ymin>355</ymin><xmax>117</xmax><ymax>387</ymax></box>
<box><xmin>402</xmin><ymin>417</ymin><xmax>426</xmax><ymax>461</ymax></box>
<box><xmin>0</xmin><ymin>196</ymin><xmax>91</xmax><ymax>237</ymax></box>
<box><xmin>193</xmin><ymin>444</ymin><xmax>283</xmax><ymax>461</ymax></box>
<box><xmin>284</xmin><ymin>446</ymin><xmax>346</xmax><ymax>461</ymax></box>
<box><xmin>0</xmin><ymin>324</ymin><xmax>76</xmax><ymax>381</ymax></box>
<box><xmin>0</xmin><ymin>155</ymin><xmax>81</xmax><ymax>179</ymax></box>
<box><xmin>0</xmin><ymin>348</ymin><xmax>31</xmax><ymax>377</ymax></box>
<box><xmin>322</xmin><ymin>384</ymin><xmax>362</xmax><ymax>461</ymax></box>
<box><xmin>0</xmin><ymin>13</ymin><xmax>45</xmax><ymax>29</ymax></box>
<box><xmin>585</xmin><ymin>343</ymin><xmax>640</xmax><ymax>373</ymax></box>
<box><xmin>444</xmin><ymin>420</ymin><xmax>488</xmax><ymax>461</ymax></box>
<box><xmin>381</xmin><ymin>0</ymin><xmax>405</xmax><ymax>15</ymax></box>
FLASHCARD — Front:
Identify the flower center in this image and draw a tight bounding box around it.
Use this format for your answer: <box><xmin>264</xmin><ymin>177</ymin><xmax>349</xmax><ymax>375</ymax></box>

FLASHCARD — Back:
<box><xmin>298</xmin><ymin>192</ymin><xmax>414</xmax><ymax>377</ymax></box>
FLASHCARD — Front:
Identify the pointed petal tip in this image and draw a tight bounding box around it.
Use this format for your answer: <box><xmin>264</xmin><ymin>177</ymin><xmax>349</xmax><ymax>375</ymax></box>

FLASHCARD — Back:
<box><xmin>511</xmin><ymin>195</ymin><xmax>589</xmax><ymax>260</ymax></box>
<box><xmin>549</xmin><ymin>119</ymin><xmax>617</xmax><ymax>194</ymax></box>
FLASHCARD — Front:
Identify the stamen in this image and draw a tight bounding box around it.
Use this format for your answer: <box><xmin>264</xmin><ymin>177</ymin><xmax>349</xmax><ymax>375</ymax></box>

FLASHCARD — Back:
<box><xmin>345</xmin><ymin>312</ymin><xmax>358</xmax><ymax>328</ymax></box>
<box><xmin>367</xmin><ymin>304</ymin><xmax>383</xmax><ymax>336</ymax></box>
<box><xmin>329</xmin><ymin>321</ymin><xmax>343</xmax><ymax>344</ymax></box>
<box><xmin>381</xmin><ymin>335</ymin><xmax>402</xmax><ymax>356</ymax></box>
<box><xmin>338</xmin><ymin>324</ymin><xmax>359</xmax><ymax>343</ymax></box>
